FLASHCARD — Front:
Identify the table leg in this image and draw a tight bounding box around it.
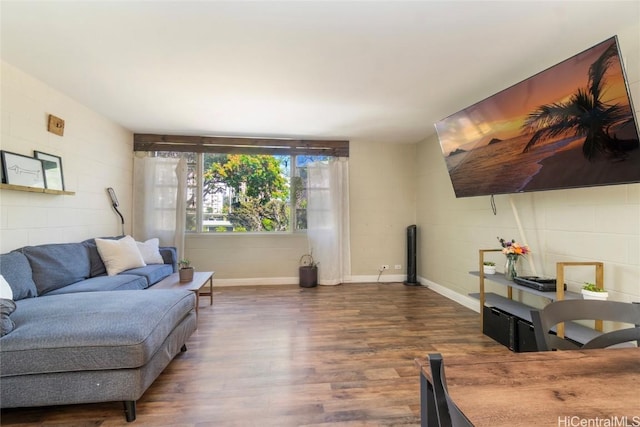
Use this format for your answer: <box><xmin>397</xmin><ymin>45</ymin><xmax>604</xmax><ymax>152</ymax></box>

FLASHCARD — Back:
<box><xmin>195</xmin><ymin>291</ymin><xmax>199</xmax><ymax>315</ymax></box>
<box><xmin>208</xmin><ymin>277</ymin><xmax>213</xmax><ymax>306</ymax></box>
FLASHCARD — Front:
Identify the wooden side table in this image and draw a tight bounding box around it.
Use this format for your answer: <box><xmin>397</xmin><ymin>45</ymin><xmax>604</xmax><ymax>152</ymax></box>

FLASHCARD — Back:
<box><xmin>151</xmin><ymin>271</ymin><xmax>214</xmax><ymax>315</ymax></box>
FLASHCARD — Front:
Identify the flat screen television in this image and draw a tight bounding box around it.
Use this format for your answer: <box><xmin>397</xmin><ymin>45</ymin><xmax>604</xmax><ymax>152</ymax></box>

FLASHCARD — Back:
<box><xmin>435</xmin><ymin>36</ymin><xmax>640</xmax><ymax>198</ymax></box>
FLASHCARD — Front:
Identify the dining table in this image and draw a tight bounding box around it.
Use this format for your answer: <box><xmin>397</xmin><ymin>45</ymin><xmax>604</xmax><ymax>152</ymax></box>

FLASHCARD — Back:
<box><xmin>415</xmin><ymin>347</ymin><xmax>640</xmax><ymax>427</ymax></box>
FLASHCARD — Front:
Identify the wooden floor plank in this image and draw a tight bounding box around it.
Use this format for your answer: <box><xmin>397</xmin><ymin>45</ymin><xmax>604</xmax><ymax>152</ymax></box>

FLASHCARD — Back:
<box><xmin>1</xmin><ymin>283</ymin><xmax>507</xmax><ymax>426</ymax></box>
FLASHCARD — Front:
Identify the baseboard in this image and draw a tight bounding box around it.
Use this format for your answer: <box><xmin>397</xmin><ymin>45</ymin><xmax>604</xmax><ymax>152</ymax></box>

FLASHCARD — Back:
<box><xmin>214</xmin><ymin>274</ymin><xmax>409</xmax><ymax>287</ymax></box>
<box><xmin>345</xmin><ymin>274</ymin><xmax>407</xmax><ymax>283</ymax></box>
<box><xmin>418</xmin><ymin>276</ymin><xmax>480</xmax><ymax>313</ymax></box>
<box><xmin>213</xmin><ymin>277</ymin><xmax>298</xmax><ymax>287</ymax></box>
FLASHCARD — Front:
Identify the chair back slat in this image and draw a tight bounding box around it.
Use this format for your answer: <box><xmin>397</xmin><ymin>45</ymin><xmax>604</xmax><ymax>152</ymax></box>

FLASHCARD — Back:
<box><xmin>531</xmin><ymin>300</ymin><xmax>640</xmax><ymax>351</ymax></box>
<box><xmin>423</xmin><ymin>353</ymin><xmax>474</xmax><ymax>427</ymax></box>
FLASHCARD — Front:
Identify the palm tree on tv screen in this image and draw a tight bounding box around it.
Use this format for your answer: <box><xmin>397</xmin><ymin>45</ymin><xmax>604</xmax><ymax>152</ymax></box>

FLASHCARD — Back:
<box><xmin>521</xmin><ymin>43</ymin><xmax>636</xmax><ymax>161</ymax></box>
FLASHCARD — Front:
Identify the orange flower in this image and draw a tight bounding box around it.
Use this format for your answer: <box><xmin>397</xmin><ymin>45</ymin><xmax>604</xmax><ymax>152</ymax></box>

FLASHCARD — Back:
<box><xmin>498</xmin><ymin>237</ymin><xmax>530</xmax><ymax>256</ymax></box>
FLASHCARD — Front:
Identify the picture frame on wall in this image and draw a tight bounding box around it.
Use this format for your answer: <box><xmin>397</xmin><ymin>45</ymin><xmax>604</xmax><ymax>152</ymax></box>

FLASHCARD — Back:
<box><xmin>0</xmin><ymin>150</ymin><xmax>46</xmax><ymax>188</ymax></box>
<box><xmin>34</xmin><ymin>151</ymin><xmax>65</xmax><ymax>191</ymax></box>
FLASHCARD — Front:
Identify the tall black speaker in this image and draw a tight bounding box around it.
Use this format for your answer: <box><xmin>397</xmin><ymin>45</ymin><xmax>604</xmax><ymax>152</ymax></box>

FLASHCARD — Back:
<box><xmin>404</xmin><ymin>224</ymin><xmax>419</xmax><ymax>286</ymax></box>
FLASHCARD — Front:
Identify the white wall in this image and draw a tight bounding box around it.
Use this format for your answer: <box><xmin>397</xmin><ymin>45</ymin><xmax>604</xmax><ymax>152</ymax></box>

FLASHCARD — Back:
<box><xmin>416</xmin><ymin>26</ymin><xmax>640</xmax><ymax>309</ymax></box>
<box><xmin>185</xmin><ymin>232</ymin><xmax>308</xmax><ymax>285</ymax></box>
<box><xmin>0</xmin><ymin>61</ymin><xmax>133</xmax><ymax>252</ymax></box>
<box><xmin>349</xmin><ymin>141</ymin><xmax>417</xmax><ymax>281</ymax></box>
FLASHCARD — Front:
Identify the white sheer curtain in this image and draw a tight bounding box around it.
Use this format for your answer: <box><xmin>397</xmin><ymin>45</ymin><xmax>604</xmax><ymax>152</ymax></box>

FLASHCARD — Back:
<box><xmin>133</xmin><ymin>155</ymin><xmax>187</xmax><ymax>257</ymax></box>
<box><xmin>306</xmin><ymin>157</ymin><xmax>351</xmax><ymax>285</ymax></box>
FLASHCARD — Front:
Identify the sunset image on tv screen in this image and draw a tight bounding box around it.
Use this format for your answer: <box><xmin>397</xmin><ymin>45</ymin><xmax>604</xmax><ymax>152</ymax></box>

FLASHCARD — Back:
<box><xmin>436</xmin><ymin>36</ymin><xmax>640</xmax><ymax>198</ymax></box>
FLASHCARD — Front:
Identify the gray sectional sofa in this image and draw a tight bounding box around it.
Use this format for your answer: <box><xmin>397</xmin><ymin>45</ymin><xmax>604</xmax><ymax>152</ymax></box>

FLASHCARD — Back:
<box><xmin>0</xmin><ymin>237</ymin><xmax>197</xmax><ymax>422</ymax></box>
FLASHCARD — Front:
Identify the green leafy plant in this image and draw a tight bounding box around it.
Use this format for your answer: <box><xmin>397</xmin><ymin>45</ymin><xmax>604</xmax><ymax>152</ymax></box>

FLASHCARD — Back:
<box><xmin>483</xmin><ymin>261</ymin><xmax>496</xmax><ymax>266</ymax></box>
<box><xmin>582</xmin><ymin>282</ymin><xmax>605</xmax><ymax>292</ymax></box>
<box><xmin>178</xmin><ymin>259</ymin><xmax>191</xmax><ymax>269</ymax></box>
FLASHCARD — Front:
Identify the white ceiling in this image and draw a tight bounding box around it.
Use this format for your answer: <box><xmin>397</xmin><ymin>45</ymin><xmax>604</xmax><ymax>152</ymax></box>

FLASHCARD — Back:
<box><xmin>1</xmin><ymin>1</ymin><xmax>638</xmax><ymax>144</ymax></box>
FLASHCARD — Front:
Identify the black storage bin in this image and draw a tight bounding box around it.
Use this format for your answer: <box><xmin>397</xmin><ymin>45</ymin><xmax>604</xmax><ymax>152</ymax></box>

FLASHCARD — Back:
<box><xmin>482</xmin><ymin>306</ymin><xmax>516</xmax><ymax>351</ymax></box>
<box><xmin>516</xmin><ymin>318</ymin><xmax>538</xmax><ymax>352</ymax></box>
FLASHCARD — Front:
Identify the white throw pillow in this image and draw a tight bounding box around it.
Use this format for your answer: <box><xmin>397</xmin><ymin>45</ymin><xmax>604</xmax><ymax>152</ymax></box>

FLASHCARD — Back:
<box><xmin>0</xmin><ymin>275</ymin><xmax>13</xmax><ymax>300</ymax></box>
<box><xmin>136</xmin><ymin>238</ymin><xmax>164</xmax><ymax>265</ymax></box>
<box><xmin>95</xmin><ymin>235</ymin><xmax>146</xmax><ymax>276</ymax></box>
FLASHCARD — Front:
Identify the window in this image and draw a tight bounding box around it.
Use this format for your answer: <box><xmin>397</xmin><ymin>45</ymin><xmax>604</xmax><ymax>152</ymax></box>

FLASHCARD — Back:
<box><xmin>181</xmin><ymin>153</ymin><xmax>328</xmax><ymax>233</ymax></box>
<box><xmin>137</xmin><ymin>133</ymin><xmax>348</xmax><ymax>233</ymax></box>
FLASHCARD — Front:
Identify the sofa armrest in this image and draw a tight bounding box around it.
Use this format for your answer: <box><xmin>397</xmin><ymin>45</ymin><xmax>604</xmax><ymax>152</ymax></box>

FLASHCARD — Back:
<box><xmin>159</xmin><ymin>247</ymin><xmax>178</xmax><ymax>273</ymax></box>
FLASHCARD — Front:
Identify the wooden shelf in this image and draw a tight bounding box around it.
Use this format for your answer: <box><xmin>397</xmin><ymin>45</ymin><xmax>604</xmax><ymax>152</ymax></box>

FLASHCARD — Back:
<box><xmin>469</xmin><ymin>271</ymin><xmax>581</xmax><ymax>301</ymax></box>
<box><xmin>556</xmin><ymin>261</ymin><xmax>604</xmax><ymax>336</ymax></box>
<box><xmin>0</xmin><ymin>183</ymin><xmax>75</xmax><ymax>195</ymax></box>
<box><xmin>469</xmin><ymin>292</ymin><xmax>600</xmax><ymax>345</ymax></box>
<box><xmin>474</xmin><ymin>249</ymin><xmax>605</xmax><ymax>350</ymax></box>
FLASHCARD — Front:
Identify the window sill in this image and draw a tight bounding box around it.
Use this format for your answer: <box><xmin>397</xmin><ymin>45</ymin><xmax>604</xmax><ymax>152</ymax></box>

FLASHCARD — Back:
<box><xmin>186</xmin><ymin>231</ymin><xmax>307</xmax><ymax>238</ymax></box>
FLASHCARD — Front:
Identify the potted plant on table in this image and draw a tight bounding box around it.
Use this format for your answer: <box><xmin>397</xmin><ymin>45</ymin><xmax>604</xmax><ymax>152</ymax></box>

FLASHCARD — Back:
<box><xmin>581</xmin><ymin>282</ymin><xmax>608</xmax><ymax>300</ymax></box>
<box><xmin>178</xmin><ymin>259</ymin><xmax>195</xmax><ymax>283</ymax></box>
<box><xmin>483</xmin><ymin>261</ymin><xmax>496</xmax><ymax>275</ymax></box>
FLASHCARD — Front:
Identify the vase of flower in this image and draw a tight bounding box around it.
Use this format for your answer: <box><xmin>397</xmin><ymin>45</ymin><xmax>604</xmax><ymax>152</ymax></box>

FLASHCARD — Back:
<box><xmin>504</xmin><ymin>254</ymin><xmax>518</xmax><ymax>281</ymax></box>
<box><xmin>497</xmin><ymin>237</ymin><xmax>530</xmax><ymax>282</ymax></box>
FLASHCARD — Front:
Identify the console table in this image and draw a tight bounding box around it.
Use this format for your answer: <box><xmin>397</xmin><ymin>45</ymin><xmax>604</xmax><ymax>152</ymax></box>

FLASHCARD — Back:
<box><xmin>415</xmin><ymin>348</ymin><xmax>640</xmax><ymax>427</ymax></box>
<box><xmin>472</xmin><ymin>250</ymin><xmax>604</xmax><ymax>348</ymax></box>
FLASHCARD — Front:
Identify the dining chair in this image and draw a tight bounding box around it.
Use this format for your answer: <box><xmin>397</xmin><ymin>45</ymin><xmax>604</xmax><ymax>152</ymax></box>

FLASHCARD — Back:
<box><xmin>420</xmin><ymin>353</ymin><xmax>473</xmax><ymax>427</ymax></box>
<box><xmin>530</xmin><ymin>300</ymin><xmax>640</xmax><ymax>351</ymax></box>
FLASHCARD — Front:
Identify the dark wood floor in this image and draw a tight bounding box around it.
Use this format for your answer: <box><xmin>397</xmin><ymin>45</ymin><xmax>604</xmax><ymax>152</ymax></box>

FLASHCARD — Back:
<box><xmin>1</xmin><ymin>283</ymin><xmax>507</xmax><ymax>426</ymax></box>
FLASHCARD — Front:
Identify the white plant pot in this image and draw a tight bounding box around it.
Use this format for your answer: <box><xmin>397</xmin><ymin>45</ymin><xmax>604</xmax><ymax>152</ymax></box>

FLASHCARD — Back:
<box><xmin>581</xmin><ymin>289</ymin><xmax>608</xmax><ymax>300</ymax></box>
<box><xmin>483</xmin><ymin>265</ymin><xmax>496</xmax><ymax>275</ymax></box>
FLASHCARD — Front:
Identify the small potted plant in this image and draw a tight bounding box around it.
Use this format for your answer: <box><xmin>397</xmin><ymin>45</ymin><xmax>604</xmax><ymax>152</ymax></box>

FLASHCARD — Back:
<box><xmin>299</xmin><ymin>253</ymin><xmax>318</xmax><ymax>288</ymax></box>
<box><xmin>178</xmin><ymin>259</ymin><xmax>195</xmax><ymax>283</ymax></box>
<box><xmin>483</xmin><ymin>261</ymin><xmax>496</xmax><ymax>275</ymax></box>
<box><xmin>581</xmin><ymin>282</ymin><xmax>608</xmax><ymax>300</ymax></box>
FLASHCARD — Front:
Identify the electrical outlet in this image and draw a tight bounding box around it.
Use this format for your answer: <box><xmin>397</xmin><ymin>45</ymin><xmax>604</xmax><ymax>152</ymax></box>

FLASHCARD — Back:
<box><xmin>394</xmin><ymin>264</ymin><xmax>402</xmax><ymax>270</ymax></box>
<box><xmin>380</xmin><ymin>264</ymin><xmax>389</xmax><ymax>271</ymax></box>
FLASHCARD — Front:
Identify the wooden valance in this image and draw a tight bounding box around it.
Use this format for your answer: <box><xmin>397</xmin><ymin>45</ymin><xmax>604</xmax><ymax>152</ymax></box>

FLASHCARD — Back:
<box><xmin>133</xmin><ymin>134</ymin><xmax>349</xmax><ymax>157</ymax></box>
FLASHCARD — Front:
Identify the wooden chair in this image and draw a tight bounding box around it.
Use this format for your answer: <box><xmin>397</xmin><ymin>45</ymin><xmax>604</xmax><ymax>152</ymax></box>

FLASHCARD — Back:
<box><xmin>531</xmin><ymin>300</ymin><xmax>640</xmax><ymax>351</ymax></box>
<box><xmin>420</xmin><ymin>353</ymin><xmax>473</xmax><ymax>427</ymax></box>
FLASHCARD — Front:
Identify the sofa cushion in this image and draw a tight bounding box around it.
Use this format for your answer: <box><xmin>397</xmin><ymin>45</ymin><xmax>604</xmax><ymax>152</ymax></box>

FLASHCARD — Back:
<box><xmin>0</xmin><ymin>279</ymin><xmax>15</xmax><ymax>336</ymax></box>
<box><xmin>95</xmin><ymin>236</ymin><xmax>146</xmax><ymax>276</ymax></box>
<box><xmin>0</xmin><ymin>275</ymin><xmax>13</xmax><ymax>300</ymax></box>
<box><xmin>123</xmin><ymin>264</ymin><xmax>173</xmax><ymax>287</ymax></box>
<box><xmin>82</xmin><ymin>237</ymin><xmax>118</xmax><ymax>277</ymax></box>
<box><xmin>159</xmin><ymin>247</ymin><xmax>178</xmax><ymax>272</ymax></box>
<box><xmin>20</xmin><ymin>243</ymin><xmax>90</xmax><ymax>296</ymax></box>
<box><xmin>0</xmin><ymin>290</ymin><xmax>195</xmax><ymax>376</ymax></box>
<box><xmin>136</xmin><ymin>238</ymin><xmax>164</xmax><ymax>264</ymax></box>
<box><xmin>44</xmin><ymin>274</ymin><xmax>148</xmax><ymax>295</ymax></box>
<box><xmin>0</xmin><ymin>252</ymin><xmax>38</xmax><ymax>300</ymax></box>
<box><xmin>0</xmin><ymin>298</ymin><xmax>16</xmax><ymax>336</ymax></box>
